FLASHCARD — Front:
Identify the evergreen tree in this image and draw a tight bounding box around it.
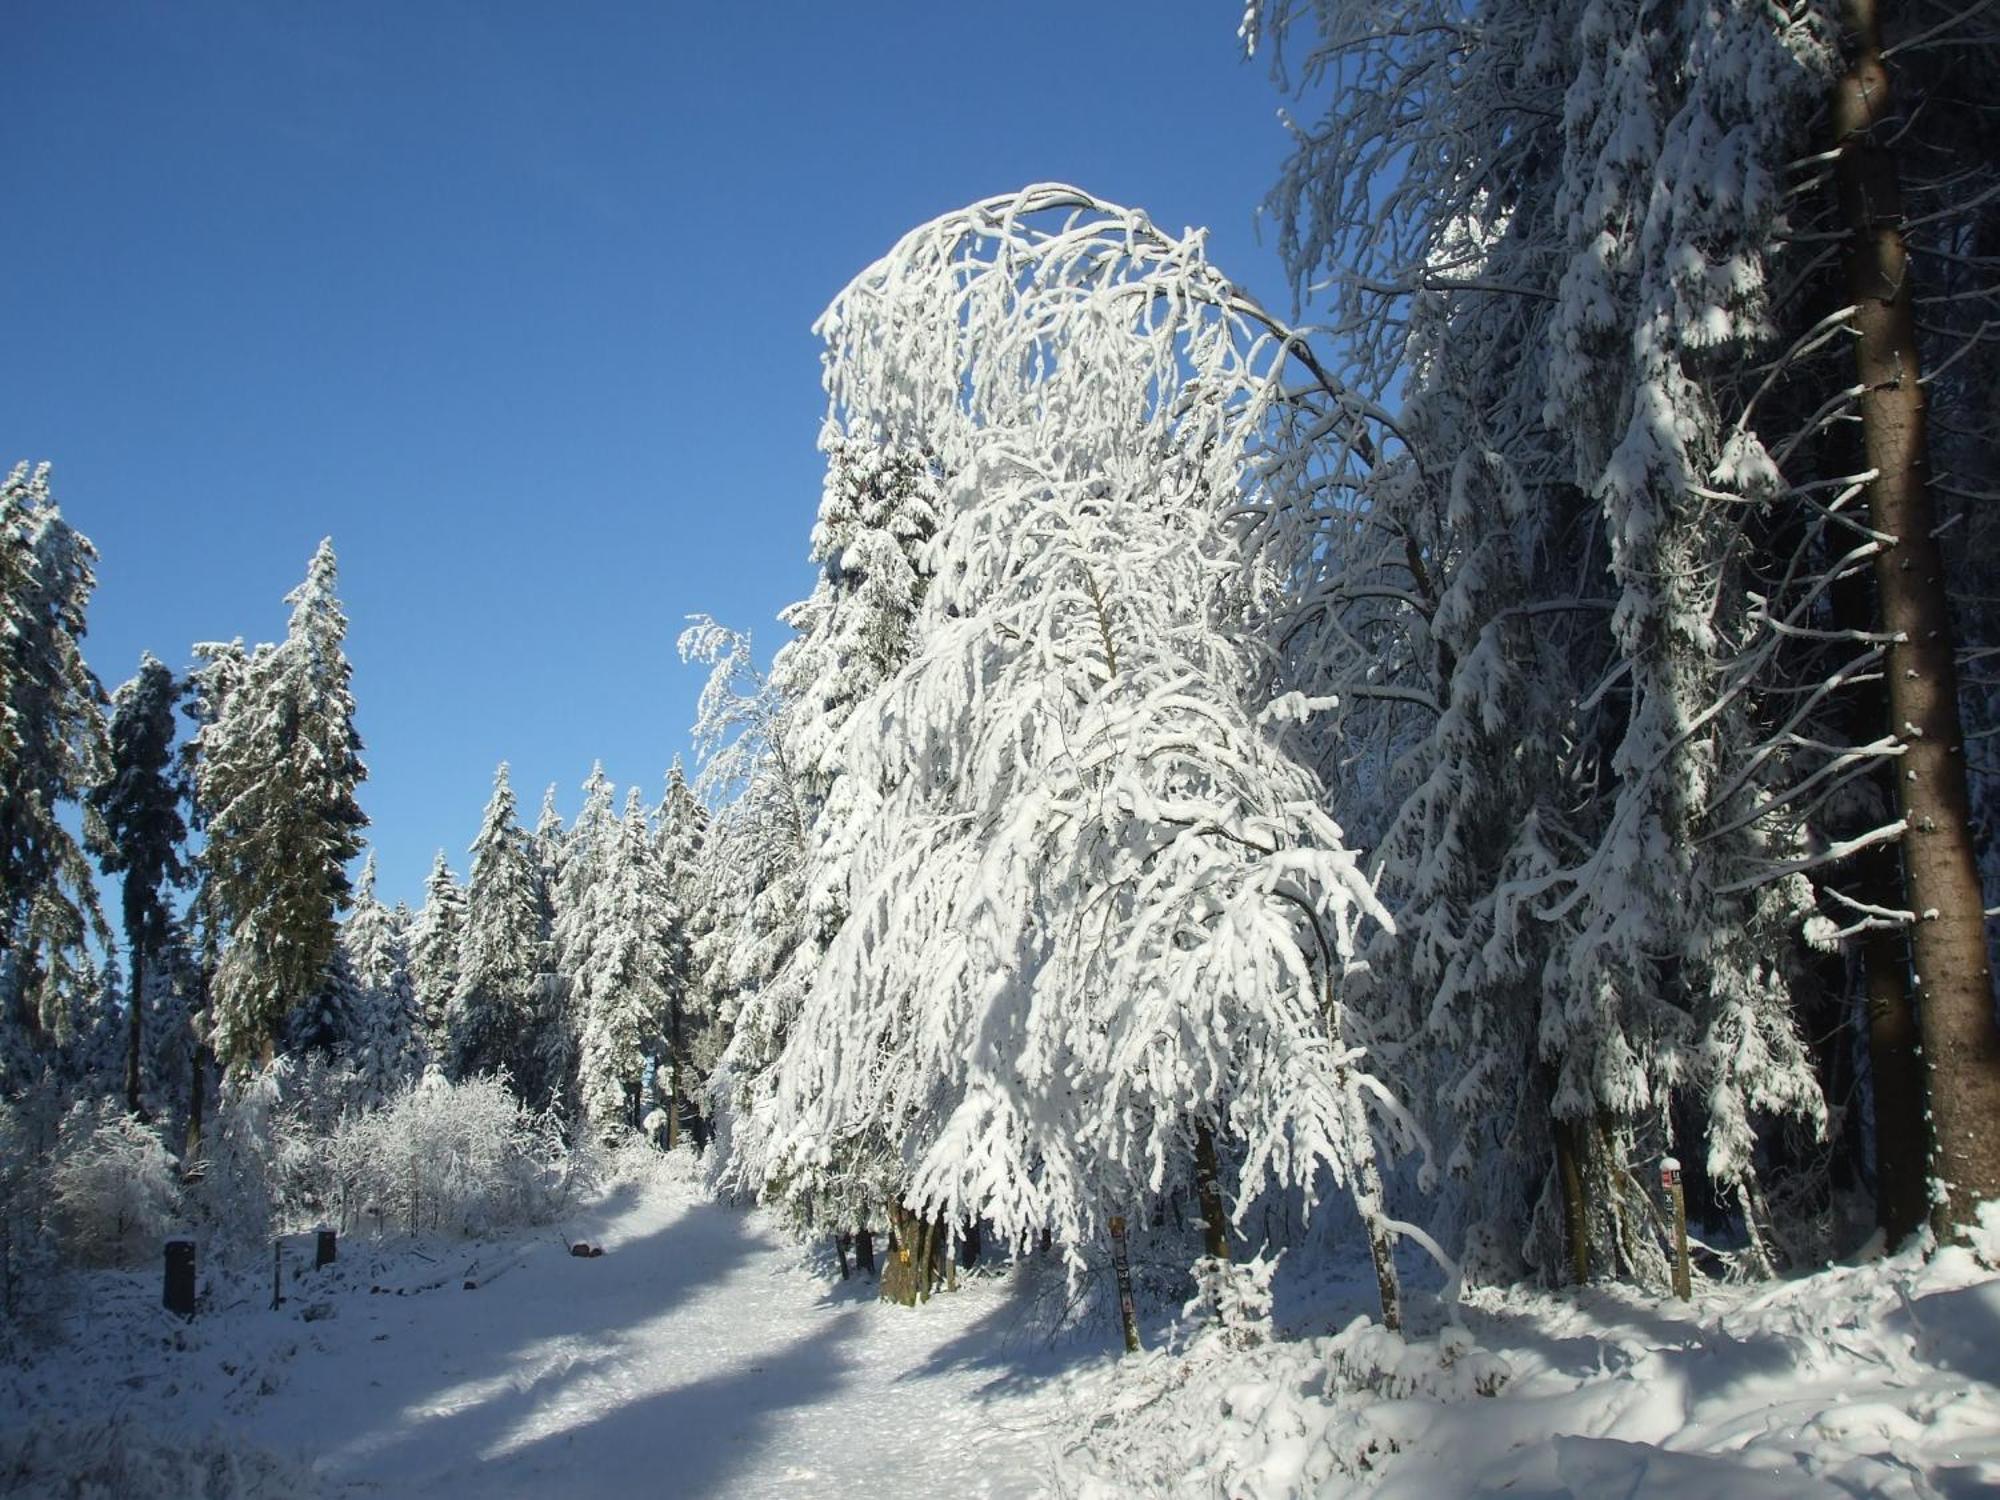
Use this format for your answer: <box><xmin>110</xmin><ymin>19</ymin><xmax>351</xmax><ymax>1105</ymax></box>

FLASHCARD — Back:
<box><xmin>448</xmin><ymin>765</ymin><xmax>548</xmax><ymax>1101</ymax></box>
<box><xmin>570</xmin><ymin>789</ymin><xmax>673</xmax><ymax>1142</ymax></box>
<box><xmin>193</xmin><ymin>539</ymin><xmax>368</xmax><ymax>1075</ymax></box>
<box><xmin>652</xmin><ymin>759</ymin><xmax>707</xmax><ymax>1147</ymax></box>
<box><xmin>408</xmin><ymin>850</ymin><xmax>465</xmax><ymax>1057</ymax></box>
<box><xmin>340</xmin><ymin>852</ymin><xmax>423</xmax><ymax>1106</ymax></box>
<box><xmin>87</xmin><ymin>654</ymin><xmax>190</xmax><ymax>1113</ymax></box>
<box><xmin>0</xmin><ymin>463</ymin><xmax>109</xmax><ymax>1066</ymax></box>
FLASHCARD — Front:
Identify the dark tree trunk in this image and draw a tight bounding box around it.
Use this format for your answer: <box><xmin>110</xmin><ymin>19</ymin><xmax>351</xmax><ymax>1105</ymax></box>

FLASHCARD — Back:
<box><xmin>879</xmin><ymin>1203</ymin><xmax>947</xmax><ymax>1306</ymax></box>
<box><xmin>1830</xmin><ymin>519</ymin><xmax>1933</xmax><ymax>1248</ymax></box>
<box><xmin>184</xmin><ymin>1040</ymin><xmax>208</xmax><ymax>1169</ymax></box>
<box><xmin>125</xmin><ymin>938</ymin><xmax>146</xmax><ymax>1116</ymax></box>
<box><xmin>1553</xmin><ymin>1113</ymin><xmax>1592</xmax><ymax>1286</ymax></box>
<box><xmin>1835</xmin><ymin>0</ymin><xmax>2000</xmax><ymax>1239</ymax></box>
<box><xmin>1193</xmin><ymin>1121</ymin><xmax>1229</xmax><ymax>1262</ymax></box>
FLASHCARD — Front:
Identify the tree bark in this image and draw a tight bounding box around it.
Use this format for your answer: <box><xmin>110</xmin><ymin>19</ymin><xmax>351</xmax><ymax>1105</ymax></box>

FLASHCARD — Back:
<box><xmin>1835</xmin><ymin>0</ymin><xmax>2000</xmax><ymax>1239</ymax></box>
<box><xmin>1830</xmin><ymin>554</ymin><xmax>1933</xmax><ymax>1247</ymax></box>
<box><xmin>125</xmin><ymin>938</ymin><xmax>146</xmax><ymax>1116</ymax></box>
<box><xmin>1552</xmin><ymin>1113</ymin><xmax>1592</xmax><ymax>1286</ymax></box>
<box><xmin>1192</xmin><ymin>1121</ymin><xmax>1230</xmax><ymax>1262</ymax></box>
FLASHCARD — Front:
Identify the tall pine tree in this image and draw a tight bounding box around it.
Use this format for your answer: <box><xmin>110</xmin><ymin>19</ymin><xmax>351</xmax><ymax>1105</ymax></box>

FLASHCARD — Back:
<box><xmin>193</xmin><ymin>539</ymin><xmax>368</xmax><ymax>1075</ymax></box>
<box><xmin>88</xmin><ymin>654</ymin><xmax>190</xmax><ymax>1113</ymax></box>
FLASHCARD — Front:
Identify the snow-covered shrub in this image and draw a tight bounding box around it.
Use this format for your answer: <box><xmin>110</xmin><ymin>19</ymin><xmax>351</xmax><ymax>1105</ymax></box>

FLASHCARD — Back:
<box><xmin>195</xmin><ymin>1063</ymin><xmax>293</xmax><ymax>1249</ymax></box>
<box><xmin>311</xmin><ymin>1074</ymin><xmax>574</xmax><ymax>1236</ymax></box>
<box><xmin>1058</xmin><ymin>1312</ymin><xmax>1510</xmax><ymax>1496</ymax></box>
<box><xmin>49</xmin><ymin>1099</ymin><xmax>181</xmax><ymax>1267</ymax></box>
<box><xmin>1186</xmin><ymin>1254</ymin><xmax>1278</xmax><ymax>1349</ymax></box>
<box><xmin>0</xmin><ymin>1414</ymin><xmax>318</xmax><ymax>1499</ymax></box>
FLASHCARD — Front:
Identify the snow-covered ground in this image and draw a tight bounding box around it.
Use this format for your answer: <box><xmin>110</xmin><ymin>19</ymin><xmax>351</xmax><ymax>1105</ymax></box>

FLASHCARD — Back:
<box><xmin>2</xmin><ymin>1160</ymin><xmax>1091</xmax><ymax>1497</ymax></box>
<box><xmin>6</xmin><ymin>1168</ymin><xmax>1998</xmax><ymax>1498</ymax></box>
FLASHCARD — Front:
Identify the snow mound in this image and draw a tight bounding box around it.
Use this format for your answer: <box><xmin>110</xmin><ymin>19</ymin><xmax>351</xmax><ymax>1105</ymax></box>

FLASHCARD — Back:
<box><xmin>1057</xmin><ymin>1228</ymin><xmax>2000</xmax><ymax>1498</ymax></box>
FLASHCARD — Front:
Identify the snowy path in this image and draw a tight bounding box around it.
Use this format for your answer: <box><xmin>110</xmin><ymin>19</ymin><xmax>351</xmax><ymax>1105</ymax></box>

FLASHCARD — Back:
<box><xmin>219</xmin><ymin>1174</ymin><xmax>1091</xmax><ymax>1497</ymax></box>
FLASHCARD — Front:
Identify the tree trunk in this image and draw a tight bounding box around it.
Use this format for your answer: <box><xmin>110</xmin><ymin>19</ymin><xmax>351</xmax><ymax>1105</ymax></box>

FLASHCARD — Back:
<box><xmin>1193</xmin><ymin>1121</ymin><xmax>1230</xmax><ymax>1262</ymax></box>
<box><xmin>1830</xmin><ymin>550</ymin><xmax>1932</xmax><ymax>1248</ymax></box>
<box><xmin>125</xmin><ymin>938</ymin><xmax>146</xmax><ymax>1116</ymax></box>
<box><xmin>879</xmin><ymin>1202</ymin><xmax>946</xmax><ymax>1306</ymax></box>
<box><xmin>184</xmin><ymin>1039</ymin><xmax>209</xmax><ymax>1170</ymax></box>
<box><xmin>1835</xmin><ymin>0</ymin><xmax>2000</xmax><ymax>1239</ymax></box>
<box><xmin>664</xmin><ymin>1053</ymin><xmax>680</xmax><ymax>1151</ymax></box>
<box><xmin>1553</xmin><ymin>1113</ymin><xmax>1592</xmax><ymax>1286</ymax></box>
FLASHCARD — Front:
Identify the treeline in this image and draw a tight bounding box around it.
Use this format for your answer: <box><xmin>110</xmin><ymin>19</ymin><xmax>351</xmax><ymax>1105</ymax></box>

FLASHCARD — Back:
<box><xmin>0</xmin><ymin>494</ymin><xmax>713</xmax><ymax>1181</ymax></box>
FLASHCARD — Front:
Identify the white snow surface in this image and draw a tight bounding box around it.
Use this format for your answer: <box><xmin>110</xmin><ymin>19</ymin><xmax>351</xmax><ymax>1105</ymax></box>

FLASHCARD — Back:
<box><xmin>8</xmin><ymin>1167</ymin><xmax>1999</xmax><ymax>1499</ymax></box>
<box><xmin>3</xmin><ymin>1157</ymin><xmax>1075</xmax><ymax>1497</ymax></box>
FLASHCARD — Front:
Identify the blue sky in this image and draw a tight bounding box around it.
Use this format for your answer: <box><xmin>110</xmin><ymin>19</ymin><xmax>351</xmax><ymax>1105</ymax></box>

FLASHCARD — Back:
<box><xmin>4</xmin><ymin>2</ymin><xmax>1304</xmax><ymax>910</ymax></box>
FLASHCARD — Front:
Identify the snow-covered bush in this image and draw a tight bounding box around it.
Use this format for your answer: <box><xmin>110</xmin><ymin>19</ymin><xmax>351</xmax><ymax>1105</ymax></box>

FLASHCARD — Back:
<box><xmin>1057</xmin><ymin>1314</ymin><xmax>1511</xmax><ymax>1497</ymax></box>
<box><xmin>309</xmin><ymin>1073</ymin><xmax>574</xmax><ymax>1236</ymax></box>
<box><xmin>49</xmin><ymin>1098</ymin><xmax>181</xmax><ymax>1267</ymax></box>
<box><xmin>0</xmin><ymin>1415</ymin><xmax>318</xmax><ymax>1499</ymax></box>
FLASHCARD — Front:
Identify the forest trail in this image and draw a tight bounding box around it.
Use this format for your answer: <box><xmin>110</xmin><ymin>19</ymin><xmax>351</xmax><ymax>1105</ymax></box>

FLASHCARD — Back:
<box><xmin>230</xmin><ymin>1172</ymin><xmax>1084</xmax><ymax>1498</ymax></box>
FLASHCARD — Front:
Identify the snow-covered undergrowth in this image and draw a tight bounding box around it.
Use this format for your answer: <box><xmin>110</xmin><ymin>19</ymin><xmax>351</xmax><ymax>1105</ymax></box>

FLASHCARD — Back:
<box><xmin>1055</xmin><ymin>1211</ymin><xmax>2000</xmax><ymax>1498</ymax></box>
<box><xmin>0</xmin><ymin>1415</ymin><xmax>318</xmax><ymax>1500</ymax></box>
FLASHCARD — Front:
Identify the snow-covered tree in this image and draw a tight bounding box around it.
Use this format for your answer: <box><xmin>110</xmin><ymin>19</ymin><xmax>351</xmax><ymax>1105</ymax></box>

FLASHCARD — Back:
<box><xmin>566</xmin><ymin>788</ymin><xmax>673</xmax><ymax>1142</ymax></box>
<box><xmin>408</xmin><ymin>851</ymin><xmax>465</xmax><ymax>1056</ymax></box>
<box><xmin>87</xmin><ymin>654</ymin><xmax>190</xmax><ymax>1113</ymax></box>
<box><xmin>723</xmin><ymin>186</ymin><xmax>1420</xmax><ymax>1319</ymax></box>
<box><xmin>448</xmin><ymin>765</ymin><xmax>550</xmax><ymax>1102</ymax></box>
<box><xmin>341</xmin><ymin>853</ymin><xmax>423</xmax><ymax>1105</ymax></box>
<box><xmin>0</xmin><ymin>462</ymin><xmax>109</xmax><ymax>1069</ymax></box>
<box><xmin>652</xmin><ymin>759</ymin><xmax>707</xmax><ymax>1147</ymax></box>
<box><xmin>192</xmin><ymin>538</ymin><xmax>368</xmax><ymax>1076</ymax></box>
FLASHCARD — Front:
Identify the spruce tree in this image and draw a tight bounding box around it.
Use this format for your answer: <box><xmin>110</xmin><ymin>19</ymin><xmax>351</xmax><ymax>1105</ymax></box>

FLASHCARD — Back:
<box><xmin>193</xmin><ymin>539</ymin><xmax>368</xmax><ymax>1075</ymax></box>
<box><xmin>0</xmin><ymin>463</ymin><xmax>110</xmax><ymax>1066</ymax></box>
<box><xmin>448</xmin><ymin>765</ymin><xmax>548</xmax><ymax>1100</ymax></box>
<box><xmin>340</xmin><ymin>852</ymin><xmax>423</xmax><ymax>1105</ymax></box>
<box><xmin>570</xmin><ymin>789</ymin><xmax>672</xmax><ymax>1142</ymax></box>
<box><xmin>409</xmin><ymin>851</ymin><xmax>465</xmax><ymax>1058</ymax></box>
<box><xmin>87</xmin><ymin>654</ymin><xmax>190</xmax><ymax>1113</ymax></box>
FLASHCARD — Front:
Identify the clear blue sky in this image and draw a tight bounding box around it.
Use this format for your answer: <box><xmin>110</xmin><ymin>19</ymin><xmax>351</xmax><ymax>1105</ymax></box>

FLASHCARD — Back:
<box><xmin>4</xmin><ymin>2</ymin><xmax>1303</xmax><ymax>910</ymax></box>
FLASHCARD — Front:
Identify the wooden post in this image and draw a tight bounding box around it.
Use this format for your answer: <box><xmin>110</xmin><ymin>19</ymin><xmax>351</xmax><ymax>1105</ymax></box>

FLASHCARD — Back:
<box><xmin>163</xmin><ymin>1239</ymin><xmax>196</xmax><ymax>1317</ymax></box>
<box><xmin>1661</xmin><ymin>1158</ymin><xmax>1692</xmax><ymax>1301</ymax></box>
<box><xmin>315</xmin><ymin>1227</ymin><xmax>336</xmax><ymax>1269</ymax></box>
<box><xmin>835</xmin><ymin>1232</ymin><xmax>852</xmax><ymax>1281</ymax></box>
<box><xmin>270</xmin><ymin>1239</ymin><xmax>284</xmax><ymax>1311</ymax></box>
<box><xmin>855</xmin><ymin>1227</ymin><xmax>875</xmax><ymax>1276</ymax></box>
<box><xmin>1108</xmin><ymin>1215</ymin><xmax>1141</xmax><ymax>1354</ymax></box>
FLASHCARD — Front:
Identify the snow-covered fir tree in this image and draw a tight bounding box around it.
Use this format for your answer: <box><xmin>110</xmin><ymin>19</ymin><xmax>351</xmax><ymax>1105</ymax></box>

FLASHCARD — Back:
<box><xmin>340</xmin><ymin>853</ymin><xmax>424</xmax><ymax>1105</ymax></box>
<box><xmin>566</xmin><ymin>788</ymin><xmax>673</xmax><ymax>1142</ymax></box>
<box><xmin>0</xmin><ymin>462</ymin><xmax>109</xmax><ymax>1074</ymax></box>
<box><xmin>191</xmin><ymin>538</ymin><xmax>368</xmax><ymax>1076</ymax></box>
<box><xmin>448</xmin><ymin>765</ymin><xmax>551</xmax><ymax>1103</ymax></box>
<box><xmin>651</xmin><ymin>759</ymin><xmax>707</xmax><ymax>1147</ymax></box>
<box><xmin>408</xmin><ymin>850</ymin><xmax>465</xmax><ymax>1058</ymax></box>
<box><xmin>86</xmin><ymin>654</ymin><xmax>190</xmax><ymax>1114</ymax></box>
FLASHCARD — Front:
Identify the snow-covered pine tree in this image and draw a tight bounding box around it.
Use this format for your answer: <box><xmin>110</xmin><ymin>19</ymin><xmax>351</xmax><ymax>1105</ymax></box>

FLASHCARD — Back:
<box><xmin>652</xmin><ymin>759</ymin><xmax>706</xmax><ymax>1148</ymax></box>
<box><xmin>749</xmin><ymin>186</ymin><xmax>1419</xmax><ymax>1320</ymax></box>
<box><xmin>340</xmin><ymin>853</ymin><xmax>423</xmax><ymax>1106</ymax></box>
<box><xmin>568</xmin><ymin>789</ymin><xmax>673</xmax><ymax>1143</ymax></box>
<box><xmin>0</xmin><ymin>463</ymin><xmax>109</xmax><ymax>1073</ymax></box>
<box><xmin>1238</xmin><ymin>0</ymin><xmax>1966</xmax><ymax>1276</ymax></box>
<box><xmin>448</xmin><ymin>765</ymin><xmax>549</xmax><ymax>1102</ymax></box>
<box><xmin>678</xmin><ymin>623</ymin><xmax>816</xmax><ymax>1201</ymax></box>
<box><xmin>408</xmin><ymin>851</ymin><xmax>465</xmax><ymax>1059</ymax></box>
<box><xmin>191</xmin><ymin>538</ymin><xmax>368</xmax><ymax>1076</ymax></box>
<box><xmin>715</xmin><ymin>437</ymin><xmax>944</xmax><ymax>1235</ymax></box>
<box><xmin>87</xmin><ymin>654</ymin><xmax>190</xmax><ymax>1114</ymax></box>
